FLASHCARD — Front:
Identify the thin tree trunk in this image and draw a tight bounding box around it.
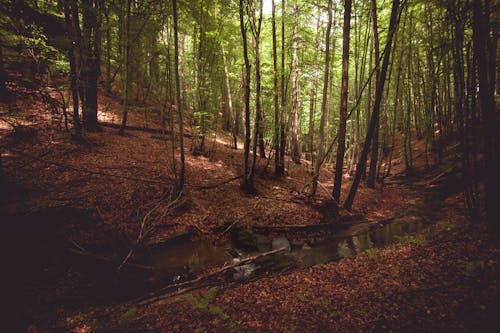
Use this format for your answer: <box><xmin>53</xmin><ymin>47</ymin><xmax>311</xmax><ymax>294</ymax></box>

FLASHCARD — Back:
<box><xmin>311</xmin><ymin>0</ymin><xmax>333</xmax><ymax>196</ymax></box>
<box><xmin>277</xmin><ymin>0</ymin><xmax>286</xmax><ymax>176</ymax></box>
<box><xmin>290</xmin><ymin>3</ymin><xmax>300</xmax><ymax>164</ymax></box>
<box><xmin>250</xmin><ymin>0</ymin><xmax>264</xmax><ymax>178</ymax></box>
<box><xmin>308</xmin><ymin>8</ymin><xmax>321</xmax><ymax>162</ymax></box>
<box><xmin>332</xmin><ymin>0</ymin><xmax>352</xmax><ymax>202</ymax></box>
<box><xmin>345</xmin><ymin>0</ymin><xmax>401</xmax><ymax>210</ymax></box>
<box><xmin>119</xmin><ymin>0</ymin><xmax>131</xmax><ymax>136</ymax></box>
<box><xmin>221</xmin><ymin>45</ymin><xmax>236</xmax><ymax>149</ymax></box>
<box><xmin>239</xmin><ymin>0</ymin><xmax>253</xmax><ymax>191</ymax></box>
<box><xmin>272</xmin><ymin>0</ymin><xmax>281</xmax><ymax>174</ymax></box>
<box><xmin>367</xmin><ymin>0</ymin><xmax>380</xmax><ymax>188</ymax></box>
<box><xmin>63</xmin><ymin>1</ymin><xmax>81</xmax><ymax>136</ymax></box>
<box><xmin>0</xmin><ymin>35</ymin><xmax>7</xmax><ymax>102</ymax></box>
<box><xmin>173</xmin><ymin>0</ymin><xmax>185</xmax><ymax>193</ymax></box>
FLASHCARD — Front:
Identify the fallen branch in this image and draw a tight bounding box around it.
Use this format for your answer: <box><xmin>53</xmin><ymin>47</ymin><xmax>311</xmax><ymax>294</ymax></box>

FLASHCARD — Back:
<box><xmin>191</xmin><ymin>175</ymin><xmax>243</xmax><ymax>190</ymax></box>
<box><xmin>100</xmin><ymin>121</ymin><xmax>194</xmax><ymax>138</ymax></box>
<box><xmin>69</xmin><ymin>240</ymin><xmax>154</xmax><ymax>271</ymax></box>
<box><xmin>135</xmin><ymin>247</ymin><xmax>287</xmax><ymax>306</ymax></box>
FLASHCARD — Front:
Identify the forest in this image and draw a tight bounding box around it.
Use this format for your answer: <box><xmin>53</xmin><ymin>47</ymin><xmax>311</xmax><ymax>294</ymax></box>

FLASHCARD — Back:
<box><xmin>0</xmin><ymin>0</ymin><xmax>498</xmax><ymax>332</ymax></box>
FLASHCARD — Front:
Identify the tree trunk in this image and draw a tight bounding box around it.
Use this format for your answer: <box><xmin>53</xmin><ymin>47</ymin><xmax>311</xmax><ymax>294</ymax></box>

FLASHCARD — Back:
<box><xmin>277</xmin><ymin>0</ymin><xmax>286</xmax><ymax>176</ymax></box>
<box><xmin>308</xmin><ymin>8</ymin><xmax>321</xmax><ymax>162</ymax></box>
<box><xmin>239</xmin><ymin>0</ymin><xmax>253</xmax><ymax>191</ymax></box>
<box><xmin>311</xmin><ymin>0</ymin><xmax>333</xmax><ymax>196</ymax></box>
<box><xmin>119</xmin><ymin>0</ymin><xmax>131</xmax><ymax>136</ymax></box>
<box><xmin>472</xmin><ymin>0</ymin><xmax>498</xmax><ymax>236</ymax></box>
<box><xmin>332</xmin><ymin>0</ymin><xmax>352</xmax><ymax>202</ymax></box>
<box><xmin>0</xmin><ymin>34</ymin><xmax>8</xmax><ymax>102</ymax></box>
<box><xmin>290</xmin><ymin>4</ymin><xmax>301</xmax><ymax>164</ymax></box>
<box><xmin>344</xmin><ymin>0</ymin><xmax>401</xmax><ymax>210</ymax></box>
<box><xmin>272</xmin><ymin>0</ymin><xmax>281</xmax><ymax>174</ymax></box>
<box><xmin>367</xmin><ymin>0</ymin><xmax>380</xmax><ymax>188</ymax></box>
<box><xmin>173</xmin><ymin>0</ymin><xmax>185</xmax><ymax>194</ymax></box>
<box><xmin>63</xmin><ymin>1</ymin><xmax>81</xmax><ymax>136</ymax></box>
<box><xmin>81</xmin><ymin>0</ymin><xmax>102</xmax><ymax>132</ymax></box>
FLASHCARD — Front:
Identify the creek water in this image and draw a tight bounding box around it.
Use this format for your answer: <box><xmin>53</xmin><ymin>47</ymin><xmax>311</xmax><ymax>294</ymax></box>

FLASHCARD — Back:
<box><xmin>149</xmin><ymin>214</ymin><xmax>431</xmax><ymax>286</ymax></box>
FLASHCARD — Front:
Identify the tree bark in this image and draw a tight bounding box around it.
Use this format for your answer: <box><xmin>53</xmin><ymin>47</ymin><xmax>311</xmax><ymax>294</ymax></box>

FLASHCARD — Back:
<box><xmin>173</xmin><ymin>0</ymin><xmax>185</xmax><ymax>194</ymax></box>
<box><xmin>272</xmin><ymin>0</ymin><xmax>281</xmax><ymax>175</ymax></box>
<box><xmin>239</xmin><ymin>0</ymin><xmax>253</xmax><ymax>191</ymax></box>
<box><xmin>0</xmin><ymin>34</ymin><xmax>8</xmax><ymax>102</ymax></box>
<box><xmin>63</xmin><ymin>0</ymin><xmax>81</xmax><ymax>136</ymax></box>
<box><xmin>311</xmin><ymin>0</ymin><xmax>333</xmax><ymax>196</ymax></box>
<box><xmin>367</xmin><ymin>0</ymin><xmax>381</xmax><ymax>188</ymax></box>
<box><xmin>119</xmin><ymin>0</ymin><xmax>131</xmax><ymax>136</ymax></box>
<box><xmin>472</xmin><ymin>0</ymin><xmax>498</xmax><ymax>236</ymax></box>
<box><xmin>290</xmin><ymin>3</ymin><xmax>301</xmax><ymax>164</ymax></box>
<box><xmin>277</xmin><ymin>0</ymin><xmax>286</xmax><ymax>176</ymax></box>
<box><xmin>332</xmin><ymin>0</ymin><xmax>352</xmax><ymax>202</ymax></box>
<box><xmin>344</xmin><ymin>0</ymin><xmax>401</xmax><ymax>210</ymax></box>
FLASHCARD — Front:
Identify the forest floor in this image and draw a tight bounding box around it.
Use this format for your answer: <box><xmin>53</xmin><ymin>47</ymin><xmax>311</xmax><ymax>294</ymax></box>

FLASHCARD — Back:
<box><xmin>1</xmin><ymin>76</ymin><xmax>499</xmax><ymax>332</ymax></box>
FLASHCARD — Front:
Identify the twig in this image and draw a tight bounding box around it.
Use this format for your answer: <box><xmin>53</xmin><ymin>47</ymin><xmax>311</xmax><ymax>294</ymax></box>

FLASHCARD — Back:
<box><xmin>191</xmin><ymin>175</ymin><xmax>243</xmax><ymax>190</ymax></box>
<box><xmin>221</xmin><ymin>220</ymin><xmax>239</xmax><ymax>236</ymax></box>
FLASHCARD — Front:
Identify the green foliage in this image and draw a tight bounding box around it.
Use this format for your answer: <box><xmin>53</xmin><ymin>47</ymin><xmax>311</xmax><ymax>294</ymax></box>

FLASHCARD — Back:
<box><xmin>185</xmin><ymin>287</ymin><xmax>229</xmax><ymax>320</ymax></box>
<box><xmin>117</xmin><ymin>307</ymin><xmax>138</xmax><ymax>331</ymax></box>
<box><xmin>364</xmin><ymin>248</ymin><xmax>379</xmax><ymax>259</ymax></box>
<box><xmin>395</xmin><ymin>235</ymin><xmax>427</xmax><ymax>248</ymax></box>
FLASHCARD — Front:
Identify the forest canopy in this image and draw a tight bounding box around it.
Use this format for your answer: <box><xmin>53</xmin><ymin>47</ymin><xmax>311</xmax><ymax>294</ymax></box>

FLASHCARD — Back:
<box><xmin>0</xmin><ymin>0</ymin><xmax>497</xmax><ymax>226</ymax></box>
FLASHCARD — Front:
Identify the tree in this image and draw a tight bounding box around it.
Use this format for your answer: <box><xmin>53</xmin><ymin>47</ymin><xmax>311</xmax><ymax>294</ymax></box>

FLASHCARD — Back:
<box><xmin>239</xmin><ymin>0</ymin><xmax>253</xmax><ymax>191</ymax></box>
<box><xmin>118</xmin><ymin>0</ymin><xmax>131</xmax><ymax>136</ymax></box>
<box><xmin>290</xmin><ymin>3</ymin><xmax>301</xmax><ymax>164</ymax></box>
<box><xmin>0</xmin><ymin>30</ymin><xmax>9</xmax><ymax>101</ymax></box>
<box><xmin>277</xmin><ymin>0</ymin><xmax>286</xmax><ymax>176</ymax></box>
<box><xmin>367</xmin><ymin>0</ymin><xmax>380</xmax><ymax>188</ymax></box>
<box><xmin>332</xmin><ymin>0</ymin><xmax>352</xmax><ymax>203</ymax></box>
<box><xmin>173</xmin><ymin>0</ymin><xmax>185</xmax><ymax>194</ymax></box>
<box><xmin>62</xmin><ymin>0</ymin><xmax>81</xmax><ymax>137</ymax></box>
<box><xmin>80</xmin><ymin>0</ymin><xmax>103</xmax><ymax>132</ymax></box>
<box><xmin>311</xmin><ymin>0</ymin><xmax>333</xmax><ymax>196</ymax></box>
<box><xmin>472</xmin><ymin>0</ymin><xmax>498</xmax><ymax>236</ymax></box>
<box><xmin>249</xmin><ymin>0</ymin><xmax>265</xmax><ymax>179</ymax></box>
<box><xmin>344</xmin><ymin>0</ymin><xmax>402</xmax><ymax>210</ymax></box>
<box><xmin>272</xmin><ymin>0</ymin><xmax>280</xmax><ymax>175</ymax></box>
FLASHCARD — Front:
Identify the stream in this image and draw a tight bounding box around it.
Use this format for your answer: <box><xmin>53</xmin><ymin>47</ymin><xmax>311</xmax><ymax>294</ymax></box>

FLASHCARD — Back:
<box><xmin>145</xmin><ymin>183</ymin><xmax>440</xmax><ymax>290</ymax></box>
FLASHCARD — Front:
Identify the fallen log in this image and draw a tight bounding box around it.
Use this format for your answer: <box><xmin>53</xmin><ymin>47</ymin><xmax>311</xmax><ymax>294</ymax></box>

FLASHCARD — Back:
<box><xmin>135</xmin><ymin>247</ymin><xmax>287</xmax><ymax>306</ymax></box>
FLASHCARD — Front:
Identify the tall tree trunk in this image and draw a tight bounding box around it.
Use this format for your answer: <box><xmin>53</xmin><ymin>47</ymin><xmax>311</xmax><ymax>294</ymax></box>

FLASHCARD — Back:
<box><xmin>311</xmin><ymin>0</ymin><xmax>333</xmax><ymax>196</ymax></box>
<box><xmin>290</xmin><ymin>3</ymin><xmax>301</xmax><ymax>164</ymax></box>
<box><xmin>81</xmin><ymin>0</ymin><xmax>102</xmax><ymax>132</ymax></box>
<box><xmin>173</xmin><ymin>0</ymin><xmax>185</xmax><ymax>194</ymax></box>
<box><xmin>472</xmin><ymin>0</ymin><xmax>498</xmax><ymax>236</ymax></box>
<box><xmin>63</xmin><ymin>1</ymin><xmax>81</xmax><ymax>136</ymax></box>
<box><xmin>250</xmin><ymin>0</ymin><xmax>264</xmax><ymax>180</ymax></box>
<box><xmin>221</xmin><ymin>45</ymin><xmax>236</xmax><ymax>149</ymax></box>
<box><xmin>0</xmin><ymin>35</ymin><xmax>8</xmax><ymax>102</ymax></box>
<box><xmin>239</xmin><ymin>0</ymin><xmax>253</xmax><ymax>191</ymax></box>
<box><xmin>308</xmin><ymin>8</ymin><xmax>321</xmax><ymax>162</ymax></box>
<box><xmin>344</xmin><ymin>0</ymin><xmax>401</xmax><ymax>210</ymax></box>
<box><xmin>332</xmin><ymin>0</ymin><xmax>352</xmax><ymax>202</ymax></box>
<box><xmin>119</xmin><ymin>0</ymin><xmax>131</xmax><ymax>136</ymax></box>
<box><xmin>272</xmin><ymin>0</ymin><xmax>281</xmax><ymax>175</ymax></box>
<box><xmin>367</xmin><ymin>0</ymin><xmax>380</xmax><ymax>188</ymax></box>
<box><xmin>104</xmin><ymin>4</ymin><xmax>112</xmax><ymax>94</ymax></box>
<box><xmin>277</xmin><ymin>0</ymin><xmax>286</xmax><ymax>176</ymax></box>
